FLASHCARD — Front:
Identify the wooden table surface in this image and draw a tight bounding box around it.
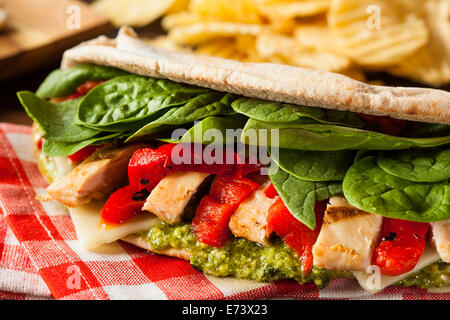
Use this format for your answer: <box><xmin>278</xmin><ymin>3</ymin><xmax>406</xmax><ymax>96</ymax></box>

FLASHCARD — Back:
<box><xmin>0</xmin><ymin>7</ymin><xmax>163</xmax><ymax>126</ymax></box>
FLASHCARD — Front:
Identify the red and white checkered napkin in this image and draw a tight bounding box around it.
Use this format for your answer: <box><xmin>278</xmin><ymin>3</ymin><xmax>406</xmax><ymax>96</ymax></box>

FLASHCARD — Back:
<box><xmin>0</xmin><ymin>123</ymin><xmax>448</xmax><ymax>300</ymax></box>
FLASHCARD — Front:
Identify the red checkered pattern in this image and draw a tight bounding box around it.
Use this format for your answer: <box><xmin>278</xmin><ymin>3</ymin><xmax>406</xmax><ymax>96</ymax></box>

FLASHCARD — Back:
<box><xmin>0</xmin><ymin>123</ymin><xmax>448</xmax><ymax>300</ymax></box>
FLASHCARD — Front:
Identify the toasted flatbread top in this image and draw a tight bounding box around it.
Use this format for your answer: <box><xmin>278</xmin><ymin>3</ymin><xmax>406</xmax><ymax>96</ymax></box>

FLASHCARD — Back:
<box><xmin>61</xmin><ymin>27</ymin><xmax>450</xmax><ymax>125</ymax></box>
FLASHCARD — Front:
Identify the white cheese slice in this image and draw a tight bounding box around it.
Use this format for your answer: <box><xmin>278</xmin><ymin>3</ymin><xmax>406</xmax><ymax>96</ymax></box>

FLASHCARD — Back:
<box><xmin>352</xmin><ymin>245</ymin><xmax>440</xmax><ymax>294</ymax></box>
<box><xmin>68</xmin><ymin>201</ymin><xmax>159</xmax><ymax>250</ymax></box>
<box><xmin>53</xmin><ymin>156</ymin><xmax>75</xmax><ymax>178</ymax></box>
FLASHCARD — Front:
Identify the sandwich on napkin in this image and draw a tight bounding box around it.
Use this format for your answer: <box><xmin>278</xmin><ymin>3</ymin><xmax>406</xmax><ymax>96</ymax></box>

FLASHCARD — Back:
<box><xmin>18</xmin><ymin>27</ymin><xmax>450</xmax><ymax>294</ymax></box>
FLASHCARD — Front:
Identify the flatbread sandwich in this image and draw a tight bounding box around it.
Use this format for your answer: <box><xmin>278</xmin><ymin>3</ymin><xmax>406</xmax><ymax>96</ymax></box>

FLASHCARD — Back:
<box><xmin>18</xmin><ymin>27</ymin><xmax>450</xmax><ymax>294</ymax></box>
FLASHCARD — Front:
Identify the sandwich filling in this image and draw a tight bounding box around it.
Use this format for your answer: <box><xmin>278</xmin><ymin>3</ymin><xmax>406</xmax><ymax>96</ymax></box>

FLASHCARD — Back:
<box><xmin>20</xmin><ymin>63</ymin><xmax>450</xmax><ymax>293</ymax></box>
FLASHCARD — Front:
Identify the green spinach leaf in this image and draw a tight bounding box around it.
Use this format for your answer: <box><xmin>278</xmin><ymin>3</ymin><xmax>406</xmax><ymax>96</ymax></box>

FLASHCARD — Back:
<box><xmin>17</xmin><ymin>91</ymin><xmax>100</xmax><ymax>142</ymax></box>
<box><xmin>126</xmin><ymin>93</ymin><xmax>236</xmax><ymax>141</ymax></box>
<box><xmin>343</xmin><ymin>156</ymin><xmax>450</xmax><ymax>222</ymax></box>
<box><xmin>377</xmin><ymin>147</ymin><xmax>450</xmax><ymax>182</ymax></box>
<box><xmin>78</xmin><ymin>75</ymin><xmax>209</xmax><ymax>130</ymax></box>
<box><xmin>42</xmin><ymin>132</ymin><xmax>122</xmax><ymax>157</ymax></box>
<box><xmin>36</xmin><ymin>64</ymin><xmax>129</xmax><ymax>99</ymax></box>
<box><xmin>242</xmin><ymin>119</ymin><xmax>450</xmax><ymax>151</ymax></box>
<box><xmin>178</xmin><ymin>115</ymin><xmax>248</xmax><ymax>145</ymax></box>
<box><xmin>271</xmin><ymin>148</ymin><xmax>355</xmax><ymax>181</ymax></box>
<box><xmin>269</xmin><ymin>165</ymin><xmax>342</xmax><ymax>229</ymax></box>
<box><xmin>232</xmin><ymin>98</ymin><xmax>364</xmax><ymax>127</ymax></box>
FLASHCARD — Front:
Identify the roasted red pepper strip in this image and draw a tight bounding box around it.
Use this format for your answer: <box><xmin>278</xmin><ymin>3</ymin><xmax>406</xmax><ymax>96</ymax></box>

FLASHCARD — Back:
<box><xmin>67</xmin><ymin>144</ymin><xmax>105</xmax><ymax>163</ymax></box>
<box><xmin>192</xmin><ymin>175</ymin><xmax>259</xmax><ymax>247</ymax></box>
<box><xmin>110</xmin><ymin>144</ymin><xmax>262</xmax><ymax>225</ymax></box>
<box><xmin>373</xmin><ymin>218</ymin><xmax>429</xmax><ymax>276</ymax></box>
<box><xmin>128</xmin><ymin>148</ymin><xmax>172</xmax><ymax>193</ymax></box>
<box><xmin>191</xmin><ymin>196</ymin><xmax>237</xmax><ymax>247</ymax></box>
<box><xmin>168</xmin><ymin>144</ymin><xmax>241</xmax><ymax>176</ymax></box>
<box><xmin>358</xmin><ymin>113</ymin><xmax>407</xmax><ymax>136</ymax></box>
<box><xmin>37</xmin><ymin>137</ymin><xmax>43</xmax><ymax>150</ymax></box>
<box><xmin>209</xmin><ymin>175</ymin><xmax>260</xmax><ymax>204</ymax></box>
<box><xmin>264</xmin><ymin>183</ymin><xmax>278</xmax><ymax>199</ymax></box>
<box><xmin>266</xmin><ymin>198</ymin><xmax>326</xmax><ymax>274</ymax></box>
<box><xmin>100</xmin><ymin>185</ymin><xmax>147</xmax><ymax>224</ymax></box>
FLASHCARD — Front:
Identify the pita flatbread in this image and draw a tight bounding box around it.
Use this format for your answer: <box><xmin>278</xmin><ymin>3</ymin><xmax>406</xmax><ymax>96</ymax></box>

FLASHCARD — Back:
<box><xmin>62</xmin><ymin>27</ymin><xmax>450</xmax><ymax>124</ymax></box>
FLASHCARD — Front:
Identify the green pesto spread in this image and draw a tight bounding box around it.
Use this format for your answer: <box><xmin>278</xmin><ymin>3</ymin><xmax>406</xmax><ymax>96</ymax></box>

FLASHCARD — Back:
<box><xmin>142</xmin><ymin>222</ymin><xmax>450</xmax><ymax>290</ymax></box>
<box><xmin>143</xmin><ymin>222</ymin><xmax>351</xmax><ymax>288</ymax></box>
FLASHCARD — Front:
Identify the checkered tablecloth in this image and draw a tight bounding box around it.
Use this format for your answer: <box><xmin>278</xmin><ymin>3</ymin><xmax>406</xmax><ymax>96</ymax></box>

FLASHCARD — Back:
<box><xmin>0</xmin><ymin>123</ymin><xmax>448</xmax><ymax>300</ymax></box>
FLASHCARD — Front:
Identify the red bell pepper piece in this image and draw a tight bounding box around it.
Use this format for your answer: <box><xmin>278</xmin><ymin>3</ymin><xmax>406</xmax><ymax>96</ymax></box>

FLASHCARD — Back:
<box><xmin>67</xmin><ymin>145</ymin><xmax>105</xmax><ymax>163</ymax></box>
<box><xmin>191</xmin><ymin>196</ymin><xmax>237</xmax><ymax>247</ymax></box>
<box><xmin>358</xmin><ymin>113</ymin><xmax>407</xmax><ymax>136</ymax></box>
<box><xmin>209</xmin><ymin>175</ymin><xmax>259</xmax><ymax>204</ymax></box>
<box><xmin>37</xmin><ymin>138</ymin><xmax>43</xmax><ymax>150</ymax></box>
<box><xmin>100</xmin><ymin>185</ymin><xmax>148</xmax><ymax>224</ymax></box>
<box><xmin>128</xmin><ymin>148</ymin><xmax>171</xmax><ymax>192</ymax></box>
<box><xmin>75</xmin><ymin>80</ymin><xmax>105</xmax><ymax>95</ymax></box>
<box><xmin>373</xmin><ymin>218</ymin><xmax>429</xmax><ymax>276</ymax></box>
<box><xmin>192</xmin><ymin>175</ymin><xmax>259</xmax><ymax>247</ymax></box>
<box><xmin>266</xmin><ymin>198</ymin><xmax>326</xmax><ymax>274</ymax></box>
<box><xmin>264</xmin><ymin>183</ymin><xmax>278</xmax><ymax>199</ymax></box>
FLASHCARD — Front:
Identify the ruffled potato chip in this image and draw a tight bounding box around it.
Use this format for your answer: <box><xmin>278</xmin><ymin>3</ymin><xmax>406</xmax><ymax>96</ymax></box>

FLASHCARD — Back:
<box><xmin>92</xmin><ymin>0</ymin><xmax>175</xmax><ymax>27</ymax></box>
<box><xmin>168</xmin><ymin>22</ymin><xmax>266</xmax><ymax>46</ymax></box>
<box><xmin>161</xmin><ymin>12</ymin><xmax>203</xmax><ymax>30</ymax></box>
<box><xmin>388</xmin><ymin>0</ymin><xmax>450</xmax><ymax>86</ymax></box>
<box><xmin>196</xmin><ymin>38</ymin><xmax>247</xmax><ymax>60</ymax></box>
<box><xmin>189</xmin><ymin>0</ymin><xmax>263</xmax><ymax>24</ymax></box>
<box><xmin>256</xmin><ymin>32</ymin><xmax>351</xmax><ymax>72</ymax></box>
<box><xmin>257</xmin><ymin>0</ymin><xmax>331</xmax><ymax>20</ymax></box>
<box><xmin>294</xmin><ymin>23</ymin><xmax>334</xmax><ymax>51</ymax></box>
<box><xmin>328</xmin><ymin>0</ymin><xmax>429</xmax><ymax>67</ymax></box>
<box><xmin>166</xmin><ymin>0</ymin><xmax>191</xmax><ymax>14</ymax></box>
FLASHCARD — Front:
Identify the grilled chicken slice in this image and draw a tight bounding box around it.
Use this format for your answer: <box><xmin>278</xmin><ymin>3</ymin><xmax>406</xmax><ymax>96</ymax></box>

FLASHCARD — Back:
<box><xmin>47</xmin><ymin>144</ymin><xmax>145</xmax><ymax>207</ymax></box>
<box><xmin>431</xmin><ymin>219</ymin><xmax>450</xmax><ymax>263</ymax></box>
<box><xmin>229</xmin><ymin>181</ymin><xmax>275</xmax><ymax>245</ymax></box>
<box><xmin>312</xmin><ymin>196</ymin><xmax>383</xmax><ymax>272</ymax></box>
<box><xmin>143</xmin><ymin>171</ymin><xmax>213</xmax><ymax>224</ymax></box>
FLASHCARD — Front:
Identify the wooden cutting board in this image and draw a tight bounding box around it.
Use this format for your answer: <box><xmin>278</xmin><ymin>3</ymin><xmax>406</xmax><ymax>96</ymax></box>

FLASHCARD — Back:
<box><xmin>0</xmin><ymin>0</ymin><xmax>112</xmax><ymax>82</ymax></box>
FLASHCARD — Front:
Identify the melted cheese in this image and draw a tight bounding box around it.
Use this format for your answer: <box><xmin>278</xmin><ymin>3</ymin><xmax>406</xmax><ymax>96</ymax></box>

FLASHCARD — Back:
<box><xmin>68</xmin><ymin>201</ymin><xmax>159</xmax><ymax>250</ymax></box>
<box><xmin>352</xmin><ymin>246</ymin><xmax>440</xmax><ymax>294</ymax></box>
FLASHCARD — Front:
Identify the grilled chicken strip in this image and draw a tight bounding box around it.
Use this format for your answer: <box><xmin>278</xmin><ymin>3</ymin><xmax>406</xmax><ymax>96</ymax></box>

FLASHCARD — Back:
<box><xmin>47</xmin><ymin>144</ymin><xmax>145</xmax><ymax>207</ymax></box>
<box><xmin>229</xmin><ymin>181</ymin><xmax>275</xmax><ymax>245</ymax></box>
<box><xmin>312</xmin><ymin>196</ymin><xmax>383</xmax><ymax>272</ymax></box>
<box><xmin>431</xmin><ymin>219</ymin><xmax>450</xmax><ymax>263</ymax></box>
<box><xmin>143</xmin><ymin>171</ymin><xmax>214</xmax><ymax>224</ymax></box>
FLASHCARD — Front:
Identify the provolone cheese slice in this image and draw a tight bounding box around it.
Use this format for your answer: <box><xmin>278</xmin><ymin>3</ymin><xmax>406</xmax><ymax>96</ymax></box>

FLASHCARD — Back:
<box><xmin>352</xmin><ymin>246</ymin><xmax>440</xmax><ymax>294</ymax></box>
<box><xmin>53</xmin><ymin>156</ymin><xmax>75</xmax><ymax>178</ymax></box>
<box><xmin>68</xmin><ymin>201</ymin><xmax>159</xmax><ymax>250</ymax></box>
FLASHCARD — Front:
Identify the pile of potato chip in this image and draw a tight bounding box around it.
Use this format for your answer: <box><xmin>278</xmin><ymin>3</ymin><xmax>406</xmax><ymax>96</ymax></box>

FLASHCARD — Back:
<box><xmin>93</xmin><ymin>0</ymin><xmax>450</xmax><ymax>86</ymax></box>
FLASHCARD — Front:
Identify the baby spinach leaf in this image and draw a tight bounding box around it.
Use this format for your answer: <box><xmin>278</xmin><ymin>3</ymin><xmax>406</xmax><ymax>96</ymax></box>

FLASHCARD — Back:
<box><xmin>343</xmin><ymin>156</ymin><xmax>450</xmax><ymax>222</ymax></box>
<box><xmin>242</xmin><ymin>119</ymin><xmax>450</xmax><ymax>151</ymax></box>
<box><xmin>17</xmin><ymin>91</ymin><xmax>100</xmax><ymax>142</ymax></box>
<box><xmin>42</xmin><ymin>132</ymin><xmax>122</xmax><ymax>157</ymax></box>
<box><xmin>271</xmin><ymin>148</ymin><xmax>355</xmax><ymax>181</ymax></box>
<box><xmin>269</xmin><ymin>165</ymin><xmax>342</xmax><ymax>229</ymax></box>
<box><xmin>126</xmin><ymin>93</ymin><xmax>236</xmax><ymax>141</ymax></box>
<box><xmin>78</xmin><ymin>75</ymin><xmax>209</xmax><ymax>129</ymax></box>
<box><xmin>405</xmin><ymin>123</ymin><xmax>450</xmax><ymax>138</ymax></box>
<box><xmin>377</xmin><ymin>147</ymin><xmax>450</xmax><ymax>182</ymax></box>
<box><xmin>232</xmin><ymin>98</ymin><xmax>364</xmax><ymax>127</ymax></box>
<box><xmin>36</xmin><ymin>64</ymin><xmax>129</xmax><ymax>99</ymax></box>
<box><xmin>179</xmin><ymin>115</ymin><xmax>248</xmax><ymax>145</ymax></box>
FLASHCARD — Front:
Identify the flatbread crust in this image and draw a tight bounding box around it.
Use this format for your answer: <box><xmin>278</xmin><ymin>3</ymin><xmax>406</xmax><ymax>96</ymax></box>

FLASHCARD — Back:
<box><xmin>61</xmin><ymin>27</ymin><xmax>450</xmax><ymax>125</ymax></box>
<box><xmin>122</xmin><ymin>234</ymin><xmax>191</xmax><ymax>261</ymax></box>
